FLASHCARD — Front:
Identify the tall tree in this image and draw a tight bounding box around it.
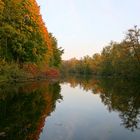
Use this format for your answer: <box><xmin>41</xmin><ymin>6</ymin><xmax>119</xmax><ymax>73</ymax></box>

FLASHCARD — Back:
<box><xmin>125</xmin><ymin>25</ymin><xmax>140</xmax><ymax>65</ymax></box>
<box><xmin>0</xmin><ymin>0</ymin><xmax>51</xmax><ymax>65</ymax></box>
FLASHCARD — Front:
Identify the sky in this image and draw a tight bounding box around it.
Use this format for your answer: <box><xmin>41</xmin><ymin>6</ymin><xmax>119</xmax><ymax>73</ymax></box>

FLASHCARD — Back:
<box><xmin>36</xmin><ymin>0</ymin><xmax>140</xmax><ymax>60</ymax></box>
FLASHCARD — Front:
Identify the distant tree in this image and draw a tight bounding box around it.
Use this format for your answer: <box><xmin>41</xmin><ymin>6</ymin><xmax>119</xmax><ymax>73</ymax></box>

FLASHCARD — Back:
<box><xmin>60</xmin><ymin>26</ymin><xmax>140</xmax><ymax>78</ymax></box>
<box><xmin>125</xmin><ymin>25</ymin><xmax>140</xmax><ymax>65</ymax></box>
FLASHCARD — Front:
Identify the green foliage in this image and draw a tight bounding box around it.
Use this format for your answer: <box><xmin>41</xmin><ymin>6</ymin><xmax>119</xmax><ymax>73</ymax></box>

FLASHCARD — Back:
<box><xmin>0</xmin><ymin>0</ymin><xmax>64</xmax><ymax>80</ymax></box>
<box><xmin>0</xmin><ymin>0</ymin><xmax>47</xmax><ymax>64</ymax></box>
<box><xmin>61</xmin><ymin>26</ymin><xmax>140</xmax><ymax>78</ymax></box>
<box><xmin>0</xmin><ymin>61</ymin><xmax>31</xmax><ymax>82</ymax></box>
<box><xmin>49</xmin><ymin>33</ymin><xmax>64</xmax><ymax>67</ymax></box>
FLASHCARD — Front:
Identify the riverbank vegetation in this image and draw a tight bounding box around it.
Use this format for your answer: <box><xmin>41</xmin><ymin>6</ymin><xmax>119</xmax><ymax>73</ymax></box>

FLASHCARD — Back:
<box><xmin>0</xmin><ymin>0</ymin><xmax>63</xmax><ymax>82</ymax></box>
<box><xmin>61</xmin><ymin>26</ymin><xmax>140</xmax><ymax>78</ymax></box>
<box><xmin>1</xmin><ymin>0</ymin><xmax>140</xmax><ymax>82</ymax></box>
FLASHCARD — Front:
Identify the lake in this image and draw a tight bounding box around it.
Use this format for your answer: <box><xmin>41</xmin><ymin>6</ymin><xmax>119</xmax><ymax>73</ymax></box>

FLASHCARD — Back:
<box><xmin>0</xmin><ymin>76</ymin><xmax>140</xmax><ymax>140</ymax></box>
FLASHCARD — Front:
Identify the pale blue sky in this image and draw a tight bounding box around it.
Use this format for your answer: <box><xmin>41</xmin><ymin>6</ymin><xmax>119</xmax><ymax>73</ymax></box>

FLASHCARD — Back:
<box><xmin>36</xmin><ymin>0</ymin><xmax>140</xmax><ymax>60</ymax></box>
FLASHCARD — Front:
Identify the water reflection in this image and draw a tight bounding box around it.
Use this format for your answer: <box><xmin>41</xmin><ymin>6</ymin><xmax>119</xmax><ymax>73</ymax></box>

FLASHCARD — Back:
<box><xmin>0</xmin><ymin>76</ymin><xmax>140</xmax><ymax>140</ymax></box>
<box><xmin>98</xmin><ymin>78</ymin><xmax>140</xmax><ymax>132</ymax></box>
<box><xmin>0</xmin><ymin>81</ymin><xmax>62</xmax><ymax>140</ymax></box>
<box><xmin>61</xmin><ymin>75</ymin><xmax>140</xmax><ymax>132</ymax></box>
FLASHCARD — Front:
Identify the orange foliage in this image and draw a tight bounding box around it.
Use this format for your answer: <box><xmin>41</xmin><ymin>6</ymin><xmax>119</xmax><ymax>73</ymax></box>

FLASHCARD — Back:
<box><xmin>44</xmin><ymin>68</ymin><xmax>60</xmax><ymax>78</ymax></box>
<box><xmin>24</xmin><ymin>64</ymin><xmax>40</xmax><ymax>76</ymax></box>
<box><xmin>24</xmin><ymin>64</ymin><xmax>60</xmax><ymax>78</ymax></box>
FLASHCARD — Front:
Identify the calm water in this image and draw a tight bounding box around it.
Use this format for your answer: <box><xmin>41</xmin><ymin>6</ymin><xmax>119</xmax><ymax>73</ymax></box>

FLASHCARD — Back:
<box><xmin>0</xmin><ymin>77</ymin><xmax>140</xmax><ymax>140</ymax></box>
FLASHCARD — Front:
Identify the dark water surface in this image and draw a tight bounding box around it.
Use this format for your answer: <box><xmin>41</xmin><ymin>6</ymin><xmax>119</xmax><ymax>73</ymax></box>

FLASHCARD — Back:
<box><xmin>0</xmin><ymin>77</ymin><xmax>140</xmax><ymax>140</ymax></box>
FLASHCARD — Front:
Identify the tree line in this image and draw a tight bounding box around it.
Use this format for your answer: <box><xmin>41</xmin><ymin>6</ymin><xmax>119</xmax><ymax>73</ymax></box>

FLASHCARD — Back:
<box><xmin>61</xmin><ymin>26</ymin><xmax>140</xmax><ymax>78</ymax></box>
<box><xmin>0</xmin><ymin>0</ymin><xmax>63</xmax><ymax>81</ymax></box>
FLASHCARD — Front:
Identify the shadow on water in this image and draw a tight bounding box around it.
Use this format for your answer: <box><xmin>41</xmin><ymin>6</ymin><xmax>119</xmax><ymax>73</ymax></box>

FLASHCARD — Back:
<box><xmin>0</xmin><ymin>81</ymin><xmax>62</xmax><ymax>140</ymax></box>
<box><xmin>61</xmin><ymin>75</ymin><xmax>140</xmax><ymax>132</ymax></box>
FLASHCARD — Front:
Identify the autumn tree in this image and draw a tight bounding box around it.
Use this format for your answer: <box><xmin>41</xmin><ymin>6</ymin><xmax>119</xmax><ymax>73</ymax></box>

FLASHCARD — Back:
<box><xmin>0</xmin><ymin>0</ymin><xmax>51</xmax><ymax>64</ymax></box>
<box><xmin>61</xmin><ymin>26</ymin><xmax>140</xmax><ymax>78</ymax></box>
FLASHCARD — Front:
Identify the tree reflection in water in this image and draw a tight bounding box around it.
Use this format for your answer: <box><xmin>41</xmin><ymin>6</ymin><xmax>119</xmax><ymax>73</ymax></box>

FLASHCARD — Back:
<box><xmin>61</xmin><ymin>75</ymin><xmax>140</xmax><ymax>132</ymax></box>
<box><xmin>98</xmin><ymin>78</ymin><xmax>140</xmax><ymax>132</ymax></box>
<box><xmin>0</xmin><ymin>81</ymin><xmax>62</xmax><ymax>140</ymax></box>
<box><xmin>0</xmin><ymin>76</ymin><xmax>139</xmax><ymax>140</ymax></box>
